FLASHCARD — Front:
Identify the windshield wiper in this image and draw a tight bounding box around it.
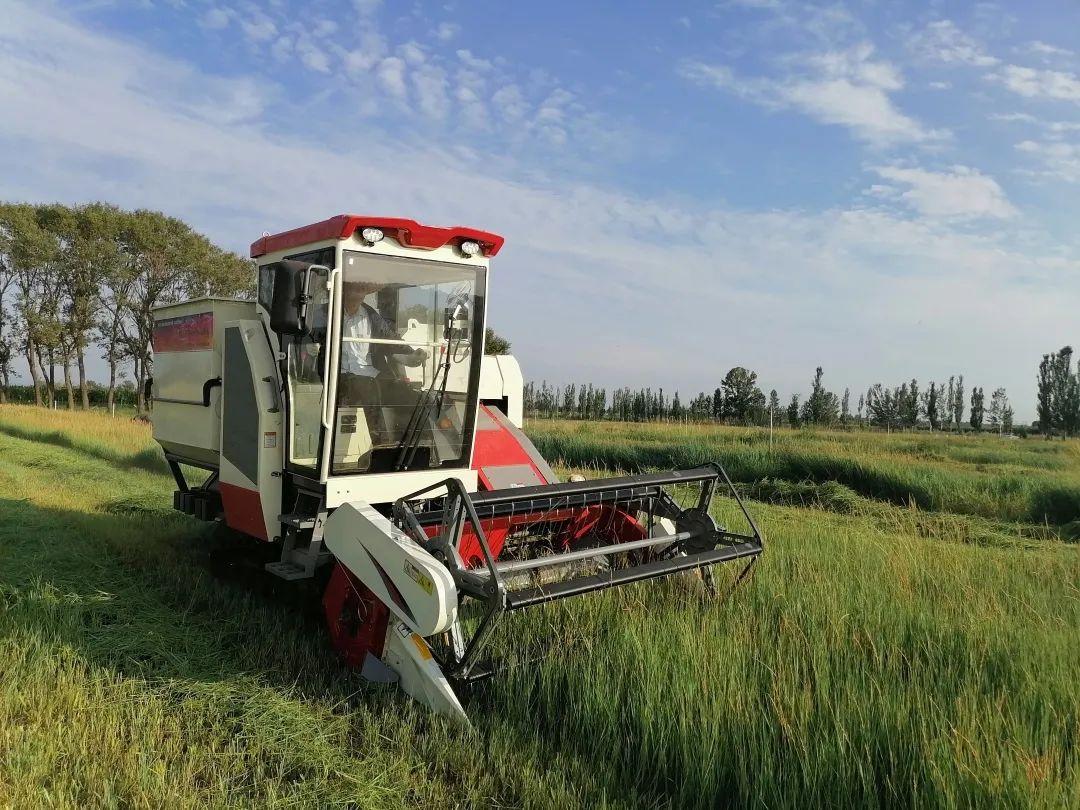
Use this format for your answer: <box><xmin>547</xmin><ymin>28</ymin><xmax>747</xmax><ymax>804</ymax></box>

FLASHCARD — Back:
<box><xmin>394</xmin><ymin>361</ymin><xmax>449</xmax><ymax>471</ymax></box>
<box><xmin>394</xmin><ymin>297</ymin><xmax>469</xmax><ymax>471</ymax></box>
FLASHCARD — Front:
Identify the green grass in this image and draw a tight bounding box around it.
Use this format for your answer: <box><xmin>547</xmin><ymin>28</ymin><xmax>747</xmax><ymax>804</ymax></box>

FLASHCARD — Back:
<box><xmin>1</xmin><ymin>406</ymin><xmax>1078</xmax><ymax>807</ymax></box>
<box><xmin>527</xmin><ymin>419</ymin><xmax>1080</xmax><ymax>525</ymax></box>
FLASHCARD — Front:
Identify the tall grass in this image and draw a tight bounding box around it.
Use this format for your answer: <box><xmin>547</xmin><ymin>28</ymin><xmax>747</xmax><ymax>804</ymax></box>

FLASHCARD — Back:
<box><xmin>0</xmin><ymin>405</ymin><xmax>1078</xmax><ymax>807</ymax></box>
<box><xmin>527</xmin><ymin>419</ymin><xmax>1080</xmax><ymax>525</ymax></box>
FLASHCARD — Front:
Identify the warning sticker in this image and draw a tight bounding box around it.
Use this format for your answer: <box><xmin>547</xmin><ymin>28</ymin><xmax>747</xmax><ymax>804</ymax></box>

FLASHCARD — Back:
<box><xmin>403</xmin><ymin>559</ymin><xmax>434</xmax><ymax>595</ymax></box>
<box><xmin>410</xmin><ymin>633</ymin><xmax>433</xmax><ymax>660</ymax></box>
<box><xmin>263</xmin><ymin>432</ymin><xmax>277</xmax><ymax>448</ymax></box>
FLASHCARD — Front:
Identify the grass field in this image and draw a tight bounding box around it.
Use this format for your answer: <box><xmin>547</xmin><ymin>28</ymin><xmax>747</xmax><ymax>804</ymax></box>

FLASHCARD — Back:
<box><xmin>528</xmin><ymin>418</ymin><xmax>1080</xmax><ymax>529</ymax></box>
<box><xmin>1</xmin><ymin>406</ymin><xmax>1078</xmax><ymax>808</ymax></box>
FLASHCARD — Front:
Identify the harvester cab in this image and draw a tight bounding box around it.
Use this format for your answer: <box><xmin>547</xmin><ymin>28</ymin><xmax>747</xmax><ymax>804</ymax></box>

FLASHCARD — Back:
<box><xmin>151</xmin><ymin>215</ymin><xmax>763</xmax><ymax>722</ymax></box>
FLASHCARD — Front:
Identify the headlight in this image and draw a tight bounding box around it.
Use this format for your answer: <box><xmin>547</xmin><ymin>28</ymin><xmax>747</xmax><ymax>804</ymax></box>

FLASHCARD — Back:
<box><xmin>361</xmin><ymin>227</ymin><xmax>384</xmax><ymax>244</ymax></box>
<box><xmin>460</xmin><ymin>240</ymin><xmax>481</xmax><ymax>256</ymax></box>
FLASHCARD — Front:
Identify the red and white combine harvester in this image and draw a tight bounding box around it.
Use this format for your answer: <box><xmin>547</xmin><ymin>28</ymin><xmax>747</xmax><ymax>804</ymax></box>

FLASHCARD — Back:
<box><xmin>151</xmin><ymin>215</ymin><xmax>763</xmax><ymax>721</ymax></box>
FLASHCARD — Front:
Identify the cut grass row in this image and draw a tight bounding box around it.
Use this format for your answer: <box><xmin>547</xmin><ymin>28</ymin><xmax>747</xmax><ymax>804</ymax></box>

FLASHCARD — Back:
<box><xmin>1</xmin><ymin>405</ymin><xmax>1078</xmax><ymax>807</ymax></box>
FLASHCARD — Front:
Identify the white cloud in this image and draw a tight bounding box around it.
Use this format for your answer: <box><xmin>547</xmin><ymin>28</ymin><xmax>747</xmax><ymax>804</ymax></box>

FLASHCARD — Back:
<box><xmin>716</xmin><ymin>1</ymin><xmax>860</xmax><ymax>47</ymax></box>
<box><xmin>398</xmin><ymin>41</ymin><xmax>426</xmax><ymax>66</ymax></box>
<box><xmin>344</xmin><ymin>31</ymin><xmax>388</xmax><ymax>74</ymax></box>
<box><xmin>412</xmin><ymin>64</ymin><xmax>450</xmax><ymax>120</ymax></box>
<box><xmin>991</xmin><ymin>112</ymin><xmax>1039</xmax><ymax>125</ymax></box>
<box><xmin>909</xmin><ymin>20</ymin><xmax>999</xmax><ymax>67</ymax></box>
<box><xmin>196</xmin><ymin>0</ymin><xmax>619</xmax><ymax>157</ymax></box>
<box><xmin>992</xmin><ymin>65</ymin><xmax>1080</xmax><ymax>102</ymax></box>
<box><xmin>1027</xmin><ymin>41</ymin><xmax>1072</xmax><ymax>58</ymax></box>
<box><xmin>536</xmin><ymin>88</ymin><xmax>572</xmax><ymax>123</ymax></box>
<box><xmin>271</xmin><ymin>35</ymin><xmax>293</xmax><ymax>63</ymax></box>
<box><xmin>455</xmin><ymin>84</ymin><xmax>480</xmax><ymax>104</ymax></box>
<box><xmin>456</xmin><ymin>49</ymin><xmax>493</xmax><ymax>72</ymax></box>
<box><xmin>991</xmin><ymin>112</ymin><xmax>1080</xmax><ymax>136</ymax></box>
<box><xmin>723</xmin><ymin>0</ymin><xmax>783</xmax><ymax>7</ymax></box>
<box><xmin>436</xmin><ymin>22</ymin><xmax>460</xmax><ymax>42</ymax></box>
<box><xmin>296</xmin><ymin>37</ymin><xmax>331</xmax><ymax>73</ymax></box>
<box><xmin>491</xmin><ymin>84</ymin><xmax>527</xmax><ymax>122</ymax></box>
<box><xmin>681</xmin><ymin>44</ymin><xmax>945</xmax><ymax>145</ymax></box>
<box><xmin>240</xmin><ymin>13</ymin><xmax>277</xmax><ymax>43</ymax></box>
<box><xmin>376</xmin><ymin>56</ymin><xmax>407</xmax><ymax>99</ymax></box>
<box><xmin>1016</xmin><ymin>140</ymin><xmax>1080</xmax><ymax>183</ymax></box>
<box><xmin>454</xmin><ymin>82</ymin><xmax>486</xmax><ymax>123</ymax></box>
<box><xmin>199</xmin><ymin>7</ymin><xmax>230</xmax><ymax>30</ymax></box>
<box><xmin>871</xmin><ymin>165</ymin><xmax>1017</xmax><ymax>219</ymax></box>
<box><xmin>1</xmin><ymin>0</ymin><xmax>1076</xmax><ymax>417</ymax></box>
<box><xmin>533</xmin><ymin>88</ymin><xmax>575</xmax><ymax>144</ymax></box>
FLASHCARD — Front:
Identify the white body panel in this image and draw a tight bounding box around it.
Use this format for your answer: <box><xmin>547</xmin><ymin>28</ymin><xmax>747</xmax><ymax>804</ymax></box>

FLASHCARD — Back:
<box><xmin>382</xmin><ymin>622</ymin><xmax>467</xmax><ymax>723</ymax></box>
<box><xmin>151</xmin><ymin>298</ymin><xmax>256</xmax><ymax>466</ymax></box>
<box><xmin>325</xmin><ymin>468</ymin><xmax>478</xmax><ymax>508</ymax></box>
<box><xmin>478</xmin><ymin>354</ymin><xmax>524</xmax><ymax>428</ymax></box>
<box><xmin>323</xmin><ymin>500</ymin><xmax>458</xmax><ymax>636</ymax></box>
<box><xmin>217</xmin><ymin>319</ymin><xmax>283</xmax><ymax>541</ymax></box>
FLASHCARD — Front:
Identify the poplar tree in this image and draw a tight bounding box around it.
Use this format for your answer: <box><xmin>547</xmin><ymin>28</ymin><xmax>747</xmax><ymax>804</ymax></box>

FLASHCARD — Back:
<box><xmin>1037</xmin><ymin>353</ymin><xmax>1053</xmax><ymax>436</ymax></box>
<box><xmin>926</xmin><ymin>382</ymin><xmax>940</xmax><ymax>431</ymax></box>
<box><xmin>1050</xmin><ymin>347</ymin><xmax>1078</xmax><ymax>435</ymax></box>
<box><xmin>901</xmin><ymin>378</ymin><xmax>919</xmax><ymax>429</ymax></box>
<box><xmin>989</xmin><ymin>387</ymin><xmax>1008</xmax><ymax>434</ymax></box>
<box><xmin>970</xmin><ymin>387</ymin><xmax>985</xmax><ymax>432</ymax></box>
<box><xmin>946</xmin><ymin>376</ymin><xmax>955</xmax><ymax>427</ymax></box>
<box><xmin>953</xmin><ymin>375</ymin><xmax>965</xmax><ymax>431</ymax></box>
<box><xmin>803</xmin><ymin>366</ymin><xmax>839</xmax><ymax>426</ymax></box>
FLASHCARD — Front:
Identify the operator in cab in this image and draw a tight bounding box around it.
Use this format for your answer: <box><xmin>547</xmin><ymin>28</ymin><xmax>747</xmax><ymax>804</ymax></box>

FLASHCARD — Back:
<box><xmin>338</xmin><ymin>280</ymin><xmax>429</xmax><ymax>438</ymax></box>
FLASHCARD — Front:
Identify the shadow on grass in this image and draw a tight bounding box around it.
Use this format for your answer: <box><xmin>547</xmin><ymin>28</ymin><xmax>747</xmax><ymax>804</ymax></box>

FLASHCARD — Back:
<box><xmin>0</xmin><ymin>497</ymin><xmax>350</xmax><ymax>700</ymax></box>
<box><xmin>0</xmin><ymin>421</ymin><xmax>167</xmax><ymax>476</ymax></box>
<box><xmin>0</xmin><ymin>496</ymin><xmax>492</xmax><ymax>806</ymax></box>
<box><xmin>0</xmin><ymin>496</ymin><xmax>760</xmax><ymax>807</ymax></box>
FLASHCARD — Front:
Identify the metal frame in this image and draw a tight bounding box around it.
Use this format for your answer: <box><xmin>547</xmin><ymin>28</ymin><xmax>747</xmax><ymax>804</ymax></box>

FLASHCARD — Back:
<box><xmin>393</xmin><ymin>462</ymin><xmax>763</xmax><ymax>684</ymax></box>
<box><xmin>166</xmin><ymin>453</ymin><xmax>222</xmax><ymax>521</ymax></box>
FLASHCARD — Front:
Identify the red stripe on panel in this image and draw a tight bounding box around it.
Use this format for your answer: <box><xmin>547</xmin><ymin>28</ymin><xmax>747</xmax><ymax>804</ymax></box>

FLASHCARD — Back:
<box><xmin>219</xmin><ymin>482</ymin><xmax>268</xmax><ymax>541</ymax></box>
<box><xmin>153</xmin><ymin>312</ymin><xmax>214</xmax><ymax>352</ymax></box>
<box><xmin>471</xmin><ymin>405</ymin><xmax>551</xmax><ymax>491</ymax></box>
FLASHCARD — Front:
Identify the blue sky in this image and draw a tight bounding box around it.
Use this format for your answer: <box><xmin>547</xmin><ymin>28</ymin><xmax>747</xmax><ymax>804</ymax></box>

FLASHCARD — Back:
<box><xmin>3</xmin><ymin>0</ymin><xmax>1080</xmax><ymax>418</ymax></box>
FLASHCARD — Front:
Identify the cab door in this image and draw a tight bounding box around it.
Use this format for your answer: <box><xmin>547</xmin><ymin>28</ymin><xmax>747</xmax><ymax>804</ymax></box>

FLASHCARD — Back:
<box><xmin>283</xmin><ymin>264</ymin><xmax>335</xmax><ymax>479</ymax></box>
<box><xmin>218</xmin><ymin>320</ymin><xmax>284</xmax><ymax>541</ymax></box>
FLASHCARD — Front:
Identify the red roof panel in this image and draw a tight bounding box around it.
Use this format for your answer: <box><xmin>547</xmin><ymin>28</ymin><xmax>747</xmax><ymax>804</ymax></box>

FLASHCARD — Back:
<box><xmin>249</xmin><ymin>215</ymin><xmax>505</xmax><ymax>259</ymax></box>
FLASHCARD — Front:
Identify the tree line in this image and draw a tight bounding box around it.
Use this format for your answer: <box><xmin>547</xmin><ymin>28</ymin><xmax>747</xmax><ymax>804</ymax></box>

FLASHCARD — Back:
<box><xmin>1035</xmin><ymin>346</ymin><xmax>1080</xmax><ymax>437</ymax></box>
<box><xmin>526</xmin><ymin>367</ymin><xmax>1015</xmax><ymax>434</ymax></box>
<box><xmin>0</xmin><ymin>200</ymin><xmax>1052</xmax><ymax>437</ymax></box>
<box><xmin>0</xmin><ymin>202</ymin><xmax>252</xmax><ymax>411</ymax></box>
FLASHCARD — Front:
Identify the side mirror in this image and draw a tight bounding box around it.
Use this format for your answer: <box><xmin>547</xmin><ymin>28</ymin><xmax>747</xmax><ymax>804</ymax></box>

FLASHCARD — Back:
<box><xmin>269</xmin><ymin>260</ymin><xmax>313</xmax><ymax>335</ymax></box>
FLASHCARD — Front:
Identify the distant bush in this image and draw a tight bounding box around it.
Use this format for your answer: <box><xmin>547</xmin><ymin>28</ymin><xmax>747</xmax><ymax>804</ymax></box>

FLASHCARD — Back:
<box><xmin>2</xmin><ymin>384</ymin><xmax>138</xmax><ymax>408</ymax></box>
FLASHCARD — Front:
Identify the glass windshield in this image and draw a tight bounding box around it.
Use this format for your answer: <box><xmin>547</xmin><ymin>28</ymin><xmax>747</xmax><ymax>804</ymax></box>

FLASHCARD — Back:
<box><xmin>332</xmin><ymin>250</ymin><xmax>486</xmax><ymax>474</ymax></box>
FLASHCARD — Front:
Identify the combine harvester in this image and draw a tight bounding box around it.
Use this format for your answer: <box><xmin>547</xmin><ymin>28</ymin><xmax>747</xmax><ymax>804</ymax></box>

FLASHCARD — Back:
<box><xmin>151</xmin><ymin>215</ymin><xmax>763</xmax><ymax>721</ymax></box>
